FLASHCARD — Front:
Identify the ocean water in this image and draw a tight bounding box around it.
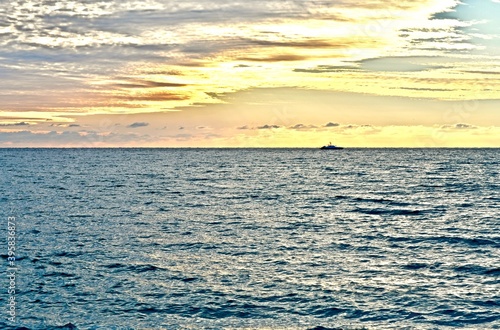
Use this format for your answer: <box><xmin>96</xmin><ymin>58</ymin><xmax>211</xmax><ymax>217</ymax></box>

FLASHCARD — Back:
<box><xmin>0</xmin><ymin>148</ymin><xmax>499</xmax><ymax>330</ymax></box>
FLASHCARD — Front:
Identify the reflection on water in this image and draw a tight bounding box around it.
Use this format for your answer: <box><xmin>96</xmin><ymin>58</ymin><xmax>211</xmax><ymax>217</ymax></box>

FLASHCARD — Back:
<box><xmin>1</xmin><ymin>148</ymin><xmax>498</xmax><ymax>329</ymax></box>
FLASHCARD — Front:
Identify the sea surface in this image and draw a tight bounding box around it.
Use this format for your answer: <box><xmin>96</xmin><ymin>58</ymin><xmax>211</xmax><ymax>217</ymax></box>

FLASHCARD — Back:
<box><xmin>0</xmin><ymin>148</ymin><xmax>499</xmax><ymax>330</ymax></box>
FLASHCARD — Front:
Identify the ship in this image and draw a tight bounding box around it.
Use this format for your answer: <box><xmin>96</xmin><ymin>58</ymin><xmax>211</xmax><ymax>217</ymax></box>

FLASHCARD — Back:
<box><xmin>320</xmin><ymin>142</ymin><xmax>344</xmax><ymax>150</ymax></box>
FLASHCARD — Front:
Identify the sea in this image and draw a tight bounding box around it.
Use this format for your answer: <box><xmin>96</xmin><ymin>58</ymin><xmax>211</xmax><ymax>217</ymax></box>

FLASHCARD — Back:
<box><xmin>0</xmin><ymin>148</ymin><xmax>499</xmax><ymax>330</ymax></box>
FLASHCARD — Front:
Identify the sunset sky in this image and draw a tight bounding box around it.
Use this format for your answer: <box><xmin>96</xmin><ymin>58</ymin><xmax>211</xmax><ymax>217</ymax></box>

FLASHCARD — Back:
<box><xmin>0</xmin><ymin>0</ymin><xmax>499</xmax><ymax>147</ymax></box>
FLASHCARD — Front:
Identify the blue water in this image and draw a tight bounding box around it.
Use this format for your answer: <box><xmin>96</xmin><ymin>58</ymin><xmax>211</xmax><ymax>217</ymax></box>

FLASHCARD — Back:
<box><xmin>1</xmin><ymin>148</ymin><xmax>499</xmax><ymax>329</ymax></box>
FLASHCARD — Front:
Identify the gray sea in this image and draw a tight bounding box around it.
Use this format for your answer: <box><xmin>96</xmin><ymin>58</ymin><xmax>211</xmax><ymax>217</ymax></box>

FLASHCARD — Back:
<box><xmin>1</xmin><ymin>148</ymin><xmax>499</xmax><ymax>329</ymax></box>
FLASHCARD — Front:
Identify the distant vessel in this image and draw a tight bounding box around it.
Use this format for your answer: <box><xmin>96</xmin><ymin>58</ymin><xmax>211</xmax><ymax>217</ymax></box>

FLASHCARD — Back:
<box><xmin>320</xmin><ymin>142</ymin><xmax>344</xmax><ymax>150</ymax></box>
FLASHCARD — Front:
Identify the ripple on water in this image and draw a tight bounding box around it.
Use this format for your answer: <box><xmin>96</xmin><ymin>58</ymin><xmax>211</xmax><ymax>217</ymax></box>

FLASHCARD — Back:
<box><xmin>0</xmin><ymin>148</ymin><xmax>498</xmax><ymax>329</ymax></box>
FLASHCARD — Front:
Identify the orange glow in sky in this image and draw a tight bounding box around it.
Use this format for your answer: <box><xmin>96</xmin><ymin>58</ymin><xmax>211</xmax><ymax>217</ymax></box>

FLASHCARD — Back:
<box><xmin>0</xmin><ymin>0</ymin><xmax>499</xmax><ymax>147</ymax></box>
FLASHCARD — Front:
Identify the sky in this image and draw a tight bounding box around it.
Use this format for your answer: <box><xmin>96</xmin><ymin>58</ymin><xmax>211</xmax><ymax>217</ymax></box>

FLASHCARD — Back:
<box><xmin>0</xmin><ymin>0</ymin><xmax>499</xmax><ymax>147</ymax></box>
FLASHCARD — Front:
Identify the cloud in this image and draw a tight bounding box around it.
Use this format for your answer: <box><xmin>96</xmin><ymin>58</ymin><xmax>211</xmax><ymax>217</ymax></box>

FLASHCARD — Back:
<box><xmin>238</xmin><ymin>122</ymin><xmax>333</xmax><ymax>131</ymax></box>
<box><xmin>356</xmin><ymin>56</ymin><xmax>447</xmax><ymax>72</ymax></box>
<box><xmin>343</xmin><ymin>125</ymin><xmax>358</xmax><ymax>129</ymax></box>
<box><xmin>289</xmin><ymin>124</ymin><xmax>318</xmax><ymax>130</ymax></box>
<box><xmin>257</xmin><ymin>124</ymin><xmax>281</xmax><ymax>129</ymax></box>
<box><xmin>0</xmin><ymin>122</ymin><xmax>30</xmax><ymax>126</ymax></box>
<box><xmin>290</xmin><ymin>124</ymin><xmax>306</xmax><ymax>129</ymax></box>
<box><xmin>455</xmin><ymin>123</ymin><xmax>476</xmax><ymax>129</ymax></box>
<box><xmin>127</xmin><ymin>122</ymin><xmax>149</xmax><ymax>128</ymax></box>
<box><xmin>173</xmin><ymin>133</ymin><xmax>193</xmax><ymax>141</ymax></box>
<box><xmin>244</xmin><ymin>38</ymin><xmax>353</xmax><ymax>49</ymax></box>
<box><xmin>295</xmin><ymin>56</ymin><xmax>449</xmax><ymax>75</ymax></box>
<box><xmin>117</xmin><ymin>92</ymin><xmax>189</xmax><ymax>102</ymax></box>
<box><xmin>324</xmin><ymin>122</ymin><xmax>340</xmax><ymax>127</ymax></box>
<box><xmin>139</xmin><ymin>68</ymin><xmax>183</xmax><ymax>76</ymax></box>
<box><xmin>237</xmin><ymin>54</ymin><xmax>309</xmax><ymax>62</ymax></box>
<box><xmin>205</xmin><ymin>92</ymin><xmax>224</xmax><ymax>100</ymax></box>
<box><xmin>294</xmin><ymin>65</ymin><xmax>361</xmax><ymax>73</ymax></box>
<box><xmin>110</xmin><ymin>79</ymin><xmax>187</xmax><ymax>89</ymax></box>
<box><xmin>0</xmin><ymin>130</ymin><xmax>152</xmax><ymax>146</ymax></box>
<box><xmin>1</xmin><ymin>0</ymin><xmax>499</xmax><ymax>132</ymax></box>
<box><xmin>441</xmin><ymin>123</ymin><xmax>477</xmax><ymax>130</ymax></box>
<box><xmin>462</xmin><ymin>71</ymin><xmax>500</xmax><ymax>75</ymax></box>
<box><xmin>398</xmin><ymin>87</ymin><xmax>454</xmax><ymax>92</ymax></box>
